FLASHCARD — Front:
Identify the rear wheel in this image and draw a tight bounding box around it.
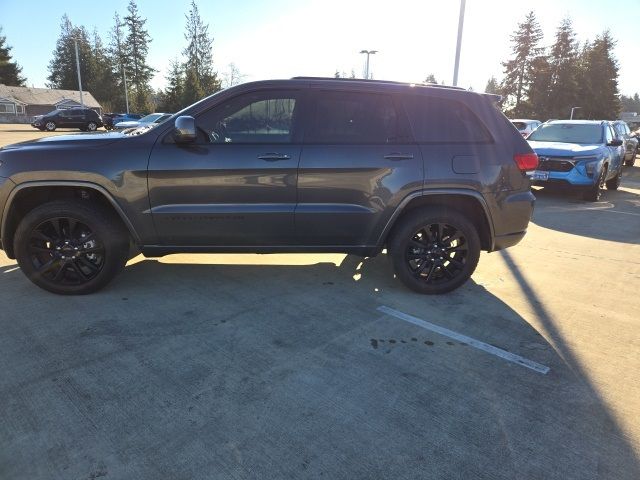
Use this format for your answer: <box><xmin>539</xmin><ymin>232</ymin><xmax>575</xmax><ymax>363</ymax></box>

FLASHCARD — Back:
<box><xmin>388</xmin><ymin>208</ymin><xmax>481</xmax><ymax>294</ymax></box>
<box><xmin>87</xmin><ymin>121</ymin><xmax>98</xmax><ymax>131</ymax></box>
<box><xmin>14</xmin><ymin>200</ymin><xmax>130</xmax><ymax>295</ymax></box>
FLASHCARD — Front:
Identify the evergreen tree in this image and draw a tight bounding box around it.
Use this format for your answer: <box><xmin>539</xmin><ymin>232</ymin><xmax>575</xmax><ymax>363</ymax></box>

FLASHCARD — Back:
<box><xmin>123</xmin><ymin>0</ymin><xmax>155</xmax><ymax>112</ymax></box>
<box><xmin>160</xmin><ymin>58</ymin><xmax>184</xmax><ymax>112</ymax></box>
<box><xmin>183</xmin><ymin>0</ymin><xmax>220</xmax><ymax>96</ymax></box>
<box><xmin>181</xmin><ymin>66</ymin><xmax>205</xmax><ymax>107</ymax></box>
<box><xmin>501</xmin><ymin>11</ymin><xmax>544</xmax><ymax>115</ymax></box>
<box><xmin>620</xmin><ymin>93</ymin><xmax>640</xmax><ymax>112</ymax></box>
<box><xmin>424</xmin><ymin>74</ymin><xmax>437</xmax><ymax>84</ymax></box>
<box><xmin>578</xmin><ymin>31</ymin><xmax>620</xmax><ymax>119</ymax></box>
<box><xmin>107</xmin><ymin>13</ymin><xmax>130</xmax><ymax>112</ymax></box>
<box><xmin>0</xmin><ymin>27</ymin><xmax>26</xmax><ymax>86</ymax></box>
<box><xmin>484</xmin><ymin>76</ymin><xmax>500</xmax><ymax>95</ymax></box>
<box><xmin>528</xmin><ymin>55</ymin><xmax>552</xmax><ymax>118</ymax></box>
<box><xmin>89</xmin><ymin>29</ymin><xmax>117</xmax><ymax>111</ymax></box>
<box><xmin>546</xmin><ymin>18</ymin><xmax>579</xmax><ymax>119</ymax></box>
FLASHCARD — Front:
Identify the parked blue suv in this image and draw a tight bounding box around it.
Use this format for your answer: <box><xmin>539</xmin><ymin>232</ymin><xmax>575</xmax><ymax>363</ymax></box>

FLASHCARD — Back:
<box><xmin>527</xmin><ymin>120</ymin><xmax>624</xmax><ymax>201</ymax></box>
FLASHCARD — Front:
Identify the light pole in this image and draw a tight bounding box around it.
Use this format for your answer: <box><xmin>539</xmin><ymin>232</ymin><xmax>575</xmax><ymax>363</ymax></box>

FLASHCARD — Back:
<box><xmin>452</xmin><ymin>0</ymin><xmax>466</xmax><ymax>86</ymax></box>
<box><xmin>570</xmin><ymin>106</ymin><xmax>581</xmax><ymax>119</ymax></box>
<box><xmin>72</xmin><ymin>38</ymin><xmax>84</xmax><ymax>107</ymax></box>
<box><xmin>359</xmin><ymin>50</ymin><xmax>377</xmax><ymax>79</ymax></box>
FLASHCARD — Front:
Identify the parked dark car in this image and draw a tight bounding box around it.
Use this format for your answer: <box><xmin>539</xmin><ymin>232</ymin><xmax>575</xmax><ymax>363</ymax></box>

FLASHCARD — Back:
<box><xmin>103</xmin><ymin>113</ymin><xmax>143</xmax><ymax>130</ymax></box>
<box><xmin>0</xmin><ymin>78</ymin><xmax>537</xmax><ymax>295</ymax></box>
<box><xmin>612</xmin><ymin>120</ymin><xmax>638</xmax><ymax>166</ymax></box>
<box><xmin>31</xmin><ymin>108</ymin><xmax>103</xmax><ymax>132</ymax></box>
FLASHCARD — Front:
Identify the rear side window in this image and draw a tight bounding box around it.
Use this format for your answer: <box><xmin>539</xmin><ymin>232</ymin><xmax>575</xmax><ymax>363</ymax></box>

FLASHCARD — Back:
<box><xmin>306</xmin><ymin>91</ymin><xmax>406</xmax><ymax>144</ymax></box>
<box><xmin>402</xmin><ymin>95</ymin><xmax>492</xmax><ymax>143</ymax></box>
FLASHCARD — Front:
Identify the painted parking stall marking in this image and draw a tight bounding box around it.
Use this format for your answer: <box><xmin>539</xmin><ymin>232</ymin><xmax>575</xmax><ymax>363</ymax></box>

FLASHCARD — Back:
<box><xmin>377</xmin><ymin>305</ymin><xmax>550</xmax><ymax>375</ymax></box>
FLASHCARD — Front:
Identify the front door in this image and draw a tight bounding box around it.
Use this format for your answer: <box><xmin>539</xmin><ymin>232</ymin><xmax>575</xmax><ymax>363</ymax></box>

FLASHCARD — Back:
<box><xmin>147</xmin><ymin>89</ymin><xmax>304</xmax><ymax>246</ymax></box>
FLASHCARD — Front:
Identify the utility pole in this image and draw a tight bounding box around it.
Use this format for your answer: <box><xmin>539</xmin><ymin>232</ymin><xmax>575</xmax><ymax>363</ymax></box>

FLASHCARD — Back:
<box><xmin>73</xmin><ymin>38</ymin><xmax>84</xmax><ymax>107</ymax></box>
<box><xmin>359</xmin><ymin>50</ymin><xmax>378</xmax><ymax>79</ymax></box>
<box><xmin>115</xmin><ymin>18</ymin><xmax>130</xmax><ymax>113</ymax></box>
<box><xmin>452</xmin><ymin>0</ymin><xmax>466</xmax><ymax>86</ymax></box>
<box><xmin>122</xmin><ymin>67</ymin><xmax>130</xmax><ymax>114</ymax></box>
<box><xmin>570</xmin><ymin>106</ymin><xmax>581</xmax><ymax>119</ymax></box>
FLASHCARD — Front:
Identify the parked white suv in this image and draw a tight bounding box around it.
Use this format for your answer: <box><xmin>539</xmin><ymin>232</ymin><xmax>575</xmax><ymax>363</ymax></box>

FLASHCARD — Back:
<box><xmin>511</xmin><ymin>119</ymin><xmax>541</xmax><ymax>138</ymax></box>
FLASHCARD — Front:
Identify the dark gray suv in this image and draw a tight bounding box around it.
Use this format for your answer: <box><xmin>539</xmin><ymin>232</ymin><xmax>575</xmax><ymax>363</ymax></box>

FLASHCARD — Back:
<box><xmin>0</xmin><ymin>78</ymin><xmax>537</xmax><ymax>295</ymax></box>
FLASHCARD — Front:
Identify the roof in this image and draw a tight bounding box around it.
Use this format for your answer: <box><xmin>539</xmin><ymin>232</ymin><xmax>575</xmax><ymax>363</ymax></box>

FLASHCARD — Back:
<box><xmin>291</xmin><ymin>76</ymin><xmax>467</xmax><ymax>91</ymax></box>
<box><xmin>0</xmin><ymin>84</ymin><xmax>101</xmax><ymax>109</ymax></box>
<box><xmin>510</xmin><ymin>119</ymin><xmax>540</xmax><ymax>123</ymax></box>
<box><xmin>546</xmin><ymin>120</ymin><xmax>606</xmax><ymax>125</ymax></box>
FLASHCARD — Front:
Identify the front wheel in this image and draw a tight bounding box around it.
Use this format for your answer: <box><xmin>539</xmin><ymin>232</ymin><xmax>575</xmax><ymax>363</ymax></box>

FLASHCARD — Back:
<box><xmin>44</xmin><ymin>121</ymin><xmax>56</xmax><ymax>132</ymax></box>
<box><xmin>87</xmin><ymin>122</ymin><xmax>97</xmax><ymax>131</ymax></box>
<box><xmin>605</xmin><ymin>167</ymin><xmax>622</xmax><ymax>190</ymax></box>
<box><xmin>625</xmin><ymin>147</ymin><xmax>637</xmax><ymax>166</ymax></box>
<box><xmin>388</xmin><ymin>208</ymin><xmax>481</xmax><ymax>294</ymax></box>
<box><xmin>14</xmin><ymin>200</ymin><xmax>130</xmax><ymax>295</ymax></box>
<box><xmin>583</xmin><ymin>167</ymin><xmax>606</xmax><ymax>201</ymax></box>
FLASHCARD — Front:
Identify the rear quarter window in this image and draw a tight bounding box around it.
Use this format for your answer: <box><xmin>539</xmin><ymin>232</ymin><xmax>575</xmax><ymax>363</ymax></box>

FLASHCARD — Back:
<box><xmin>402</xmin><ymin>95</ymin><xmax>493</xmax><ymax>143</ymax></box>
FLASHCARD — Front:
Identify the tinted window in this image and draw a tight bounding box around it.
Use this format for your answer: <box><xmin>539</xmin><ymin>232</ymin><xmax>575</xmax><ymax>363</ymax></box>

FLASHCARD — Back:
<box><xmin>306</xmin><ymin>91</ymin><xmax>404</xmax><ymax>144</ymax></box>
<box><xmin>199</xmin><ymin>91</ymin><xmax>298</xmax><ymax>144</ymax></box>
<box><xmin>402</xmin><ymin>95</ymin><xmax>492</xmax><ymax>143</ymax></box>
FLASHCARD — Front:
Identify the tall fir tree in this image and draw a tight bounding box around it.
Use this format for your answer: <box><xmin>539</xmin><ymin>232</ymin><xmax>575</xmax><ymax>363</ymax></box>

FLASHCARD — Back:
<box><xmin>424</xmin><ymin>74</ymin><xmax>438</xmax><ymax>84</ymax></box>
<box><xmin>160</xmin><ymin>58</ymin><xmax>184</xmax><ymax>112</ymax></box>
<box><xmin>123</xmin><ymin>0</ymin><xmax>155</xmax><ymax>112</ymax></box>
<box><xmin>546</xmin><ymin>18</ymin><xmax>579</xmax><ymax>119</ymax></box>
<box><xmin>89</xmin><ymin>29</ymin><xmax>118</xmax><ymax>110</ymax></box>
<box><xmin>578</xmin><ymin>31</ymin><xmax>620</xmax><ymax>119</ymax></box>
<box><xmin>183</xmin><ymin>0</ymin><xmax>220</xmax><ymax>96</ymax></box>
<box><xmin>528</xmin><ymin>56</ymin><xmax>552</xmax><ymax>118</ymax></box>
<box><xmin>501</xmin><ymin>11</ymin><xmax>544</xmax><ymax>116</ymax></box>
<box><xmin>107</xmin><ymin>13</ymin><xmax>130</xmax><ymax>112</ymax></box>
<box><xmin>181</xmin><ymin>66</ymin><xmax>205</xmax><ymax>107</ymax></box>
<box><xmin>484</xmin><ymin>76</ymin><xmax>500</xmax><ymax>95</ymax></box>
<box><xmin>0</xmin><ymin>27</ymin><xmax>26</xmax><ymax>86</ymax></box>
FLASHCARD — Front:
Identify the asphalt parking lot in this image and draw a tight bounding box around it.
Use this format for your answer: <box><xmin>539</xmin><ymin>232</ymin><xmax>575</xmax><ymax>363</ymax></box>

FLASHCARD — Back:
<box><xmin>1</xmin><ymin>124</ymin><xmax>639</xmax><ymax>479</ymax></box>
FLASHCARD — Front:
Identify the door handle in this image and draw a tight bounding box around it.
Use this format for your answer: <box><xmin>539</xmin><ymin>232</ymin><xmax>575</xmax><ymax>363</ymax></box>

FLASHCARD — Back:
<box><xmin>258</xmin><ymin>153</ymin><xmax>291</xmax><ymax>161</ymax></box>
<box><xmin>384</xmin><ymin>153</ymin><xmax>414</xmax><ymax>160</ymax></box>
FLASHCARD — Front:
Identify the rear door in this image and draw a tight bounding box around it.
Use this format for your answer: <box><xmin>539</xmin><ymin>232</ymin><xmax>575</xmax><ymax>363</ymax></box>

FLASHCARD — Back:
<box><xmin>296</xmin><ymin>89</ymin><xmax>421</xmax><ymax>246</ymax></box>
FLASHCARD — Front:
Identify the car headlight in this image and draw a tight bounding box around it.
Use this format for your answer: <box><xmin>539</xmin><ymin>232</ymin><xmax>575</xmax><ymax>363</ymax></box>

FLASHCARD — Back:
<box><xmin>573</xmin><ymin>156</ymin><xmax>600</xmax><ymax>177</ymax></box>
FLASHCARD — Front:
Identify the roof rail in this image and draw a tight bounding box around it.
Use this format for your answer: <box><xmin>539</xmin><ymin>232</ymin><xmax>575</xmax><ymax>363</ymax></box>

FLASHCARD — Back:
<box><xmin>290</xmin><ymin>76</ymin><xmax>467</xmax><ymax>90</ymax></box>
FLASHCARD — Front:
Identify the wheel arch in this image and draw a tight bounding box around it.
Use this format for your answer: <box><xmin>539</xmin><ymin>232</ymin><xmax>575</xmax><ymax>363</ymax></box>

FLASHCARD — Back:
<box><xmin>1</xmin><ymin>181</ymin><xmax>140</xmax><ymax>259</ymax></box>
<box><xmin>378</xmin><ymin>190</ymin><xmax>495</xmax><ymax>252</ymax></box>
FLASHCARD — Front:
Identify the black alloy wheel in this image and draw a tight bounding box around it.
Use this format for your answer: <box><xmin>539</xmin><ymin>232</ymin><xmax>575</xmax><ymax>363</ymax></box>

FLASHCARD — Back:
<box><xmin>26</xmin><ymin>217</ymin><xmax>104</xmax><ymax>285</ymax></box>
<box><xmin>405</xmin><ymin>223</ymin><xmax>468</xmax><ymax>285</ymax></box>
<box><xmin>14</xmin><ymin>200</ymin><xmax>130</xmax><ymax>294</ymax></box>
<box><xmin>389</xmin><ymin>208</ymin><xmax>481</xmax><ymax>294</ymax></box>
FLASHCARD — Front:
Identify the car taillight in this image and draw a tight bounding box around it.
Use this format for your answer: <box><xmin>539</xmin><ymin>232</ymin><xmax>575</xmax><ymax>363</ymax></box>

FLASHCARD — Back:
<box><xmin>514</xmin><ymin>152</ymin><xmax>538</xmax><ymax>171</ymax></box>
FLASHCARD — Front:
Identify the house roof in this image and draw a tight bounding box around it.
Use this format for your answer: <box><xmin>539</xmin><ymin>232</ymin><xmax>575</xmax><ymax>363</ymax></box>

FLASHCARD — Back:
<box><xmin>0</xmin><ymin>84</ymin><xmax>102</xmax><ymax>109</ymax></box>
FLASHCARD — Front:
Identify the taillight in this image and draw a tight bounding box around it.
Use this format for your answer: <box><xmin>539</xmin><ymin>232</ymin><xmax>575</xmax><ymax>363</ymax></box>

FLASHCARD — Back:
<box><xmin>514</xmin><ymin>152</ymin><xmax>538</xmax><ymax>171</ymax></box>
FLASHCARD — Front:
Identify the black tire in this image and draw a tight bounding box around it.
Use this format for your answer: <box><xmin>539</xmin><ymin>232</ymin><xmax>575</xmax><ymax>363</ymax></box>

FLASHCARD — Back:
<box><xmin>625</xmin><ymin>147</ymin><xmax>637</xmax><ymax>166</ymax></box>
<box><xmin>44</xmin><ymin>121</ymin><xmax>56</xmax><ymax>132</ymax></box>
<box><xmin>583</xmin><ymin>167</ymin><xmax>606</xmax><ymax>202</ymax></box>
<box><xmin>605</xmin><ymin>166</ymin><xmax>622</xmax><ymax>190</ymax></box>
<box><xmin>87</xmin><ymin>122</ymin><xmax>97</xmax><ymax>131</ymax></box>
<box><xmin>388</xmin><ymin>207</ymin><xmax>481</xmax><ymax>294</ymax></box>
<box><xmin>14</xmin><ymin>200</ymin><xmax>130</xmax><ymax>295</ymax></box>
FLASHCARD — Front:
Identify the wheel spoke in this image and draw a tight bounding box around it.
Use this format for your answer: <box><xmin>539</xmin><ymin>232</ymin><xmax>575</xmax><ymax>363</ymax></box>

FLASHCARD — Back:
<box><xmin>30</xmin><ymin>245</ymin><xmax>55</xmax><ymax>254</ymax></box>
<box><xmin>424</xmin><ymin>263</ymin><xmax>437</xmax><ymax>283</ymax></box>
<box><xmin>51</xmin><ymin>263</ymin><xmax>67</xmax><ymax>282</ymax></box>
<box><xmin>415</xmin><ymin>260</ymin><xmax>430</xmax><ymax>274</ymax></box>
<box><xmin>50</xmin><ymin>218</ymin><xmax>62</xmax><ymax>239</ymax></box>
<box><xmin>77</xmin><ymin>256</ymin><xmax>99</xmax><ymax>272</ymax></box>
<box><xmin>81</xmin><ymin>246</ymin><xmax>103</xmax><ymax>254</ymax></box>
<box><xmin>447</xmin><ymin>258</ymin><xmax>464</xmax><ymax>269</ymax></box>
<box><xmin>435</xmin><ymin>223</ymin><xmax>444</xmax><ymax>242</ymax></box>
<box><xmin>442</xmin><ymin>264</ymin><xmax>455</xmax><ymax>278</ymax></box>
<box><xmin>32</xmin><ymin>230</ymin><xmax>55</xmax><ymax>243</ymax></box>
<box><xmin>446</xmin><ymin>231</ymin><xmax>462</xmax><ymax>244</ymax></box>
<box><xmin>70</xmin><ymin>260</ymin><xmax>90</xmax><ymax>280</ymax></box>
<box><xmin>36</xmin><ymin>258</ymin><xmax>58</xmax><ymax>274</ymax></box>
<box><xmin>66</xmin><ymin>218</ymin><xmax>78</xmax><ymax>238</ymax></box>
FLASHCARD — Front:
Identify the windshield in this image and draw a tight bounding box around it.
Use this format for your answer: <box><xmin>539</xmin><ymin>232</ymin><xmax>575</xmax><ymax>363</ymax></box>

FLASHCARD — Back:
<box><xmin>139</xmin><ymin>113</ymin><xmax>164</xmax><ymax>123</ymax></box>
<box><xmin>527</xmin><ymin>123</ymin><xmax>603</xmax><ymax>144</ymax></box>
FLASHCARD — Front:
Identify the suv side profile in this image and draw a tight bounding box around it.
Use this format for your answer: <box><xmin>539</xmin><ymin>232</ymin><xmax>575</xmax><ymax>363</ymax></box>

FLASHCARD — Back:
<box><xmin>0</xmin><ymin>78</ymin><xmax>537</xmax><ymax>295</ymax></box>
<box><xmin>31</xmin><ymin>108</ymin><xmax>103</xmax><ymax>132</ymax></box>
<box><xmin>612</xmin><ymin>120</ymin><xmax>638</xmax><ymax>166</ymax></box>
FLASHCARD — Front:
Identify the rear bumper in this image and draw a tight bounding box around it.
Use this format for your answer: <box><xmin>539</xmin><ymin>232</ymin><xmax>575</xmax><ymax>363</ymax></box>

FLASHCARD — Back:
<box><xmin>493</xmin><ymin>230</ymin><xmax>527</xmax><ymax>251</ymax></box>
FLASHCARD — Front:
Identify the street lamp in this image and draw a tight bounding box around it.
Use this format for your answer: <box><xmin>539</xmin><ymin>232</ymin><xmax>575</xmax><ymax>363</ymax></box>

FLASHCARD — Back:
<box><xmin>452</xmin><ymin>0</ymin><xmax>466</xmax><ymax>86</ymax></box>
<box><xmin>72</xmin><ymin>38</ymin><xmax>84</xmax><ymax>108</ymax></box>
<box><xmin>570</xmin><ymin>106</ymin><xmax>581</xmax><ymax>119</ymax></box>
<box><xmin>359</xmin><ymin>50</ymin><xmax>377</xmax><ymax>79</ymax></box>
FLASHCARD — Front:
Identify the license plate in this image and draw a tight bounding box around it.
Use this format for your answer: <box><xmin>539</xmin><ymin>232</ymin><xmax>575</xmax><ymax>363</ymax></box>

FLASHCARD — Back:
<box><xmin>530</xmin><ymin>170</ymin><xmax>549</xmax><ymax>181</ymax></box>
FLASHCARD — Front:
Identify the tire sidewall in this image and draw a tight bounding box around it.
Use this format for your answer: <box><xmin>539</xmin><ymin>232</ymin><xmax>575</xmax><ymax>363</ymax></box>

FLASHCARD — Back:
<box><xmin>14</xmin><ymin>201</ymin><xmax>129</xmax><ymax>295</ymax></box>
<box><xmin>389</xmin><ymin>208</ymin><xmax>481</xmax><ymax>294</ymax></box>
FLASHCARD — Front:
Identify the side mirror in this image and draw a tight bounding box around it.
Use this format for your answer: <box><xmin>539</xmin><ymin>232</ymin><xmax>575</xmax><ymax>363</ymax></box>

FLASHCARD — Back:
<box><xmin>607</xmin><ymin>138</ymin><xmax>623</xmax><ymax>147</ymax></box>
<box><xmin>173</xmin><ymin>116</ymin><xmax>196</xmax><ymax>144</ymax></box>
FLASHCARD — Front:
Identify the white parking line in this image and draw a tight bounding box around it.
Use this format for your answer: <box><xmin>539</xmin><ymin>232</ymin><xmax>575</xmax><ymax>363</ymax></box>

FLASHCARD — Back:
<box><xmin>3</xmin><ymin>267</ymin><xmax>20</xmax><ymax>273</ymax></box>
<box><xmin>377</xmin><ymin>305</ymin><xmax>550</xmax><ymax>375</ymax></box>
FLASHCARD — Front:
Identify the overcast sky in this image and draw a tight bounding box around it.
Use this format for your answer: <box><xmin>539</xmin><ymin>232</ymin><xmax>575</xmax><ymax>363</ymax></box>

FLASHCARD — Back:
<box><xmin>1</xmin><ymin>0</ymin><xmax>638</xmax><ymax>95</ymax></box>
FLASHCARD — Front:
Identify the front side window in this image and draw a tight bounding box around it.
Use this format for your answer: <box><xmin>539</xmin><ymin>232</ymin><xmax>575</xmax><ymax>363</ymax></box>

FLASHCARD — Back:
<box><xmin>199</xmin><ymin>91</ymin><xmax>299</xmax><ymax>144</ymax></box>
<box><xmin>306</xmin><ymin>91</ymin><xmax>402</xmax><ymax>144</ymax></box>
<box><xmin>605</xmin><ymin>126</ymin><xmax>614</xmax><ymax>143</ymax></box>
<box><xmin>402</xmin><ymin>95</ymin><xmax>492</xmax><ymax>143</ymax></box>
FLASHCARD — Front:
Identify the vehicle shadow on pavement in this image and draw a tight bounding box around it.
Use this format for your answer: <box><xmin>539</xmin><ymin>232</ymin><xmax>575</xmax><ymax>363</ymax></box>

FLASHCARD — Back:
<box><xmin>531</xmin><ymin>168</ymin><xmax>640</xmax><ymax>243</ymax></box>
<box><xmin>1</xmin><ymin>253</ymin><xmax>638</xmax><ymax>479</ymax></box>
